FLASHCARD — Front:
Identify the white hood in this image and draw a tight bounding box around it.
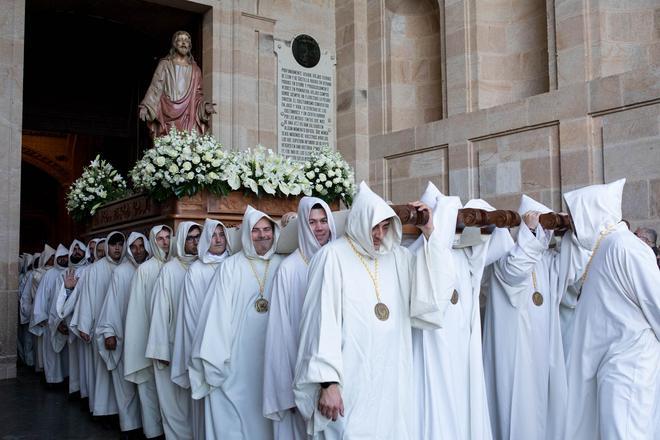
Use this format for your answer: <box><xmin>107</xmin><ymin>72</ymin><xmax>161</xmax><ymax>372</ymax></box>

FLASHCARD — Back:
<box><xmin>39</xmin><ymin>244</ymin><xmax>56</xmax><ymax>269</ymax></box>
<box><xmin>95</xmin><ymin>238</ymin><xmax>107</xmax><ymax>260</ymax></box>
<box><xmin>297</xmin><ymin>196</ymin><xmax>337</xmax><ymax>262</ymax></box>
<box><xmin>54</xmin><ymin>244</ymin><xmax>69</xmax><ymax>269</ymax></box>
<box><xmin>462</xmin><ymin>199</ymin><xmax>514</xmax><ymax>266</ymax></box>
<box><xmin>174</xmin><ymin>221</ymin><xmax>201</xmax><ymax>267</ymax></box>
<box><xmin>345</xmin><ymin>181</ymin><xmax>401</xmax><ymax>259</ymax></box>
<box><xmin>148</xmin><ymin>224</ymin><xmax>174</xmax><ymax>263</ymax></box>
<box><xmin>518</xmin><ymin>194</ymin><xmax>552</xmax><ymax>215</ymax></box>
<box><xmin>68</xmin><ymin>239</ymin><xmax>88</xmax><ymax>269</ymax></box>
<box><xmin>32</xmin><ymin>253</ymin><xmax>41</xmax><ymax>270</ymax></box>
<box><xmin>241</xmin><ymin>205</ymin><xmax>280</xmax><ymax>260</ymax></box>
<box><xmin>22</xmin><ymin>254</ymin><xmax>34</xmax><ymax>273</ymax></box>
<box><xmin>104</xmin><ymin>231</ymin><xmax>126</xmax><ymax>265</ymax></box>
<box><xmin>420</xmin><ymin>181</ymin><xmax>442</xmax><ymax>206</ymax></box>
<box><xmin>198</xmin><ymin>218</ymin><xmax>233</xmax><ymax>264</ymax></box>
<box><xmin>126</xmin><ymin>232</ymin><xmax>150</xmax><ymax>267</ymax></box>
<box><xmin>563</xmin><ymin>178</ymin><xmax>625</xmax><ymax>250</ymax></box>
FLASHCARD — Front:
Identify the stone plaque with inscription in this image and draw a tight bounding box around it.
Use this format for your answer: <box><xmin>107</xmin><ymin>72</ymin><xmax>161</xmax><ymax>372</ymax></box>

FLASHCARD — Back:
<box><xmin>275</xmin><ymin>35</ymin><xmax>335</xmax><ymax>162</ymax></box>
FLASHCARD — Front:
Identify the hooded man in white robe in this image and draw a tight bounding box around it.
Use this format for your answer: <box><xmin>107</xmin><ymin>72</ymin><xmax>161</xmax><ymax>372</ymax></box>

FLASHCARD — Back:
<box><xmin>171</xmin><ymin>219</ymin><xmax>233</xmax><ymax>439</ymax></box>
<box><xmin>17</xmin><ymin>253</ymin><xmax>34</xmax><ymax>366</ymax></box>
<box><xmin>410</xmin><ymin>183</ymin><xmax>502</xmax><ymax>440</ymax></box>
<box><xmin>482</xmin><ymin>195</ymin><xmax>569</xmax><ymax>440</ymax></box>
<box><xmin>18</xmin><ymin>253</ymin><xmax>32</xmax><ymax>295</ymax></box>
<box><xmin>19</xmin><ymin>253</ymin><xmax>40</xmax><ymax>368</ymax></box>
<box><xmin>190</xmin><ymin>206</ymin><xmax>283</xmax><ymax>439</ymax></box>
<box><xmin>562</xmin><ymin>178</ymin><xmax>660</xmax><ymax>439</ymax></box>
<box><xmin>124</xmin><ymin>224</ymin><xmax>173</xmax><ymax>439</ymax></box>
<box><xmin>30</xmin><ymin>244</ymin><xmax>69</xmax><ymax>384</ymax></box>
<box><xmin>87</xmin><ymin>238</ymin><xmax>101</xmax><ymax>264</ymax></box>
<box><xmin>95</xmin><ymin>238</ymin><xmax>107</xmax><ymax>260</ymax></box>
<box><xmin>263</xmin><ymin>197</ymin><xmax>337</xmax><ymax>439</ymax></box>
<box><xmin>50</xmin><ymin>239</ymin><xmax>88</xmax><ymax>396</ymax></box>
<box><xmin>29</xmin><ymin>244</ymin><xmax>56</xmax><ymax>372</ymax></box>
<box><xmin>70</xmin><ymin>231</ymin><xmax>125</xmax><ymax>416</ymax></box>
<box><xmin>96</xmin><ymin>232</ymin><xmax>150</xmax><ymax>435</ymax></box>
<box><xmin>293</xmin><ymin>182</ymin><xmax>459</xmax><ymax>439</ymax></box>
<box><xmin>146</xmin><ymin>221</ymin><xmax>200</xmax><ymax>439</ymax></box>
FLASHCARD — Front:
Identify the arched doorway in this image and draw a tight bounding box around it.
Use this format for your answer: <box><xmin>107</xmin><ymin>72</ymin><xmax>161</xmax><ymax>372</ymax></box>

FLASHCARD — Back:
<box><xmin>21</xmin><ymin>0</ymin><xmax>205</xmax><ymax>248</ymax></box>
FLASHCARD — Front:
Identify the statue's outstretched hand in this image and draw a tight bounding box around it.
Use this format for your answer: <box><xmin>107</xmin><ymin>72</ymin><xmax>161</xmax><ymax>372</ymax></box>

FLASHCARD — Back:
<box><xmin>138</xmin><ymin>106</ymin><xmax>149</xmax><ymax>121</ymax></box>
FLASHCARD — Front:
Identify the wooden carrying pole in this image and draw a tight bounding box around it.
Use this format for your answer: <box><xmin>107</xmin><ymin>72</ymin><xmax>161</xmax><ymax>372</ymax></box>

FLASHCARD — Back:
<box><xmin>391</xmin><ymin>205</ymin><xmax>571</xmax><ymax>234</ymax></box>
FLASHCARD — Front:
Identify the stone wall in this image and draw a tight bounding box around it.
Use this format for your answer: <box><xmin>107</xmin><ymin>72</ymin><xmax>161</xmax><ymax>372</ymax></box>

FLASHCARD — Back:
<box><xmin>369</xmin><ymin>65</ymin><xmax>660</xmax><ymax>234</ymax></box>
<box><xmin>0</xmin><ymin>0</ymin><xmax>24</xmax><ymax>380</ymax></box>
<box><xmin>339</xmin><ymin>0</ymin><xmax>660</xmax><ymax>233</ymax></box>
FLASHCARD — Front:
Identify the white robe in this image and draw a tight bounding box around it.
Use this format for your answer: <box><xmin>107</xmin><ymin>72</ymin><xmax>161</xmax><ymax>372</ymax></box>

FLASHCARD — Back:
<box><xmin>171</xmin><ymin>219</ymin><xmax>232</xmax><ymax>440</ymax></box>
<box><xmin>563</xmin><ymin>179</ymin><xmax>660</xmax><ymax>439</ymax></box>
<box><xmin>263</xmin><ymin>196</ymin><xmax>337</xmax><ymax>440</ymax></box>
<box><xmin>412</xmin><ymin>244</ymin><xmax>494</xmax><ymax>440</ymax></box>
<box><xmin>146</xmin><ymin>221</ymin><xmax>198</xmax><ymax>440</ymax></box>
<box><xmin>263</xmin><ymin>251</ymin><xmax>310</xmax><ymax>440</ymax></box>
<box><xmin>55</xmin><ymin>264</ymin><xmax>90</xmax><ymax>397</ymax></box>
<box><xmin>294</xmin><ymin>183</ymin><xmax>459</xmax><ymax>439</ymax></box>
<box><xmin>564</xmin><ymin>226</ymin><xmax>660</xmax><ymax>439</ymax></box>
<box><xmin>30</xmin><ymin>265</ymin><xmax>51</xmax><ymax>372</ymax></box>
<box><xmin>124</xmin><ymin>243</ymin><xmax>169</xmax><ymax>439</ymax></box>
<box><xmin>96</xmin><ymin>242</ymin><xmax>145</xmax><ymax>432</ymax></box>
<box><xmin>410</xmin><ymin>194</ymin><xmax>495</xmax><ymax>440</ymax></box>
<box><xmin>190</xmin><ymin>206</ymin><xmax>283</xmax><ymax>440</ymax></box>
<box><xmin>482</xmin><ymin>225</ymin><xmax>567</xmax><ymax>440</ymax></box>
<box><xmin>30</xmin><ymin>264</ymin><xmax>68</xmax><ymax>383</ymax></box>
<box><xmin>18</xmin><ymin>270</ymin><xmax>36</xmax><ymax>367</ymax></box>
<box><xmin>71</xmin><ymin>250</ymin><xmax>122</xmax><ymax>416</ymax></box>
<box><xmin>146</xmin><ymin>259</ymin><xmax>194</xmax><ymax>439</ymax></box>
<box><xmin>171</xmin><ymin>259</ymin><xmax>217</xmax><ymax>439</ymax></box>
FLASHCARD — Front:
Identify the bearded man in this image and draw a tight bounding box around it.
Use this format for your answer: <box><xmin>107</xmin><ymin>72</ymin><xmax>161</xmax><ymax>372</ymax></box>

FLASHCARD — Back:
<box><xmin>139</xmin><ymin>30</ymin><xmax>215</xmax><ymax>138</ymax></box>
<box><xmin>190</xmin><ymin>206</ymin><xmax>283</xmax><ymax>439</ymax></box>
<box><xmin>294</xmin><ymin>182</ymin><xmax>458</xmax><ymax>439</ymax></box>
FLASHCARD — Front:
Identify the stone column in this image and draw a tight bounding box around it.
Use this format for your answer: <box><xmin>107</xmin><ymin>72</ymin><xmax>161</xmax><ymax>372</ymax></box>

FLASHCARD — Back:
<box><xmin>0</xmin><ymin>0</ymin><xmax>24</xmax><ymax>380</ymax></box>
<box><xmin>335</xmin><ymin>0</ymin><xmax>370</xmax><ymax>183</ymax></box>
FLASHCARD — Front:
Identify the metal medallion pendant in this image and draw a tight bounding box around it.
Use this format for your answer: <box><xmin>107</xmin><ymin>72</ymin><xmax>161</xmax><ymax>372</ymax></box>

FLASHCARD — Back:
<box><xmin>255</xmin><ymin>298</ymin><xmax>270</xmax><ymax>313</ymax></box>
<box><xmin>532</xmin><ymin>291</ymin><xmax>544</xmax><ymax>306</ymax></box>
<box><xmin>450</xmin><ymin>289</ymin><xmax>459</xmax><ymax>305</ymax></box>
<box><xmin>374</xmin><ymin>302</ymin><xmax>390</xmax><ymax>321</ymax></box>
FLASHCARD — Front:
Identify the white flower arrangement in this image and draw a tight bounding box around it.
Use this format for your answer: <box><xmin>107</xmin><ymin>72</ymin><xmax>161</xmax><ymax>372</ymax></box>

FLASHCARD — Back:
<box><xmin>129</xmin><ymin>129</ymin><xmax>356</xmax><ymax>205</ymax></box>
<box><xmin>304</xmin><ymin>146</ymin><xmax>356</xmax><ymax>206</ymax></box>
<box><xmin>130</xmin><ymin>128</ymin><xmax>236</xmax><ymax>201</ymax></box>
<box><xmin>233</xmin><ymin>145</ymin><xmax>312</xmax><ymax>198</ymax></box>
<box><xmin>66</xmin><ymin>155</ymin><xmax>127</xmax><ymax>221</ymax></box>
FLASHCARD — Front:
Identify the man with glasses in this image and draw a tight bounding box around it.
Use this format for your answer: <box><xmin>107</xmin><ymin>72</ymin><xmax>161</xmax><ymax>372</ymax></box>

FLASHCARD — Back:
<box><xmin>146</xmin><ymin>222</ymin><xmax>201</xmax><ymax>439</ymax></box>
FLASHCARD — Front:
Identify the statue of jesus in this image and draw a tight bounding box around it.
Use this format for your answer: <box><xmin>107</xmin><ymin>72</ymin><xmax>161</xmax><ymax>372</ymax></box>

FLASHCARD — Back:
<box><xmin>139</xmin><ymin>31</ymin><xmax>216</xmax><ymax>138</ymax></box>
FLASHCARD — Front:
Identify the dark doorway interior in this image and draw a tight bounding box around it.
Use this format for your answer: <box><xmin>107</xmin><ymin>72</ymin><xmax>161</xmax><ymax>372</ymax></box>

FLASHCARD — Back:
<box><xmin>21</xmin><ymin>0</ymin><xmax>205</xmax><ymax>251</ymax></box>
<box><xmin>20</xmin><ymin>162</ymin><xmax>61</xmax><ymax>253</ymax></box>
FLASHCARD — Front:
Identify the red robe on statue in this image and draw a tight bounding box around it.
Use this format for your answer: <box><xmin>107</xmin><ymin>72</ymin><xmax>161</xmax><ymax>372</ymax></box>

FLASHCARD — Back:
<box><xmin>140</xmin><ymin>58</ymin><xmax>209</xmax><ymax>138</ymax></box>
